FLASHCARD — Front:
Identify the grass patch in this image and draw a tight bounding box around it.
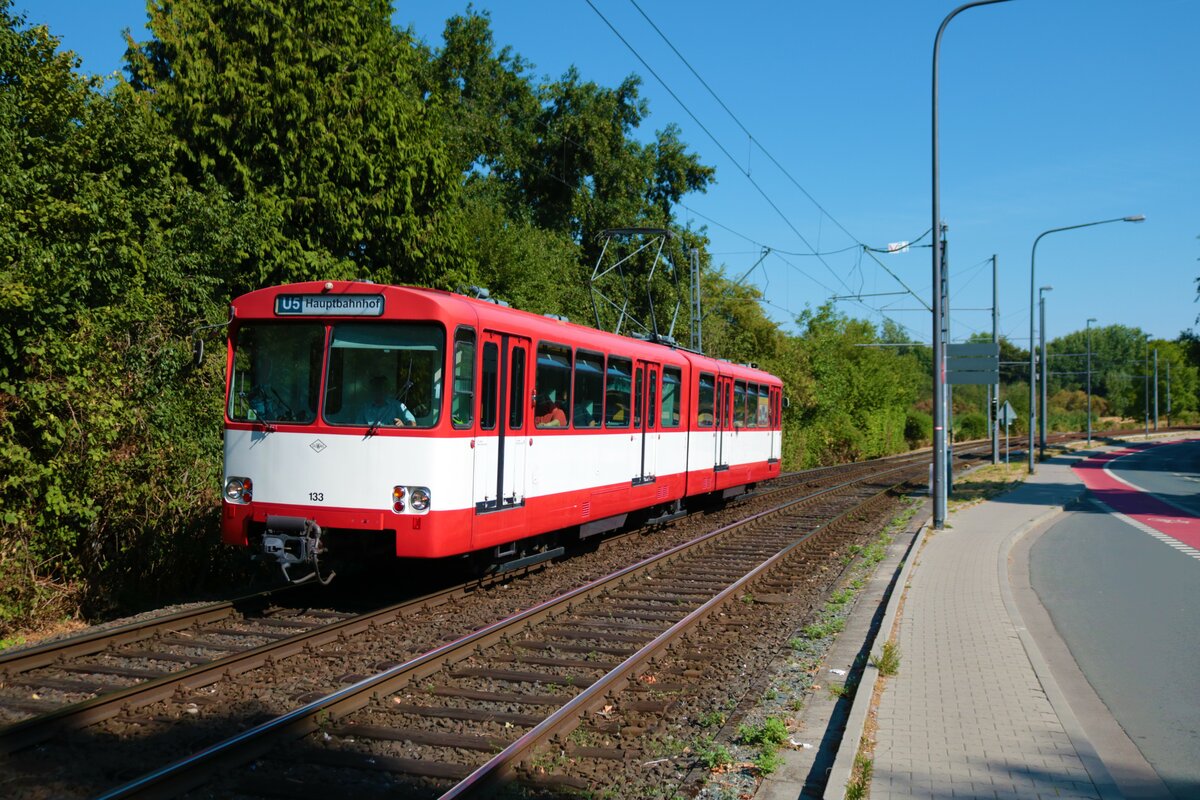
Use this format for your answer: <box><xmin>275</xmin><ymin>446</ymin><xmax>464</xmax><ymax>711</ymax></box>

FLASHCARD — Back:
<box><xmin>948</xmin><ymin>463</ymin><xmax>1028</xmax><ymax>509</ymax></box>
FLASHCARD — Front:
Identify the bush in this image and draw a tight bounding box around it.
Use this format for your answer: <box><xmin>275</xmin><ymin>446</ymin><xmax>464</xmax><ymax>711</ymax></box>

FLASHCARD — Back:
<box><xmin>955</xmin><ymin>412</ymin><xmax>988</xmax><ymax>440</ymax></box>
<box><xmin>904</xmin><ymin>410</ymin><xmax>932</xmax><ymax>448</ymax></box>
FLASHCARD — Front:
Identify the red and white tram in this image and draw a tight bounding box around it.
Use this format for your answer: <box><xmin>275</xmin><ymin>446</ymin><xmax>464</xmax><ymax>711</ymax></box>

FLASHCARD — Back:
<box><xmin>221</xmin><ymin>281</ymin><xmax>783</xmax><ymax>582</ymax></box>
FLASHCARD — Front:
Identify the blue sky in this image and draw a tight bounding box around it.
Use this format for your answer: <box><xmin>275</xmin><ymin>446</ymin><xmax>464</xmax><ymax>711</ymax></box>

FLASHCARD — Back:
<box><xmin>21</xmin><ymin>0</ymin><xmax>1200</xmax><ymax>347</ymax></box>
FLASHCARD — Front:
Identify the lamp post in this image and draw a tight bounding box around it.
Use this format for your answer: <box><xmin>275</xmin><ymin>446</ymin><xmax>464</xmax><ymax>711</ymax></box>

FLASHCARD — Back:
<box><xmin>1154</xmin><ymin>347</ymin><xmax>1159</xmax><ymax>431</ymax></box>
<box><xmin>1028</xmin><ymin>215</ymin><xmax>1144</xmax><ymax>473</ymax></box>
<box><xmin>1086</xmin><ymin>317</ymin><xmax>1096</xmax><ymax>445</ymax></box>
<box><xmin>1039</xmin><ymin>286</ymin><xmax>1052</xmax><ymax>459</ymax></box>
<box><xmin>932</xmin><ymin>0</ymin><xmax>1011</xmax><ymax>528</ymax></box>
<box><xmin>1144</xmin><ymin>335</ymin><xmax>1151</xmax><ymax>437</ymax></box>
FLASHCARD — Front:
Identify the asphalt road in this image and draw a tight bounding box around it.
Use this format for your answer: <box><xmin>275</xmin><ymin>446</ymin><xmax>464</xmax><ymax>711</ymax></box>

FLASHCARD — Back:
<box><xmin>1030</xmin><ymin>441</ymin><xmax>1200</xmax><ymax>799</ymax></box>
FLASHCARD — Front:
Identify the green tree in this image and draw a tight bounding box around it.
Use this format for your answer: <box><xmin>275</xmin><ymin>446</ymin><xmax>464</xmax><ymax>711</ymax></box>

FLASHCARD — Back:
<box><xmin>786</xmin><ymin>305</ymin><xmax>921</xmax><ymax>466</ymax></box>
<box><xmin>0</xmin><ymin>3</ymin><xmax>267</xmax><ymax>630</ymax></box>
<box><xmin>126</xmin><ymin>0</ymin><xmax>464</xmax><ymax>291</ymax></box>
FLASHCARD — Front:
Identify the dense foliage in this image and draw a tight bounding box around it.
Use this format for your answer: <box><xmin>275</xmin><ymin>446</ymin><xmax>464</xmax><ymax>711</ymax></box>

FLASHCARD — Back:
<box><xmin>2</xmin><ymin>1</ymin><xmax>1197</xmax><ymax>634</ymax></box>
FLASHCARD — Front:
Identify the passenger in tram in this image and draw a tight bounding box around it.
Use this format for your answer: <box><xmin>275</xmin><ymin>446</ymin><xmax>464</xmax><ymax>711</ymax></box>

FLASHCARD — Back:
<box><xmin>535</xmin><ymin>396</ymin><xmax>567</xmax><ymax>427</ymax></box>
<box><xmin>358</xmin><ymin>375</ymin><xmax>416</xmax><ymax>427</ymax></box>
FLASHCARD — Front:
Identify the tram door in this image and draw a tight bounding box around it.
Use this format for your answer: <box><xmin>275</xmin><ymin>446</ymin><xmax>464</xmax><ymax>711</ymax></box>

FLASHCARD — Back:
<box><xmin>714</xmin><ymin>373</ymin><xmax>734</xmax><ymax>471</ymax></box>
<box><xmin>472</xmin><ymin>331</ymin><xmax>529</xmax><ymax>539</ymax></box>
<box><xmin>633</xmin><ymin>360</ymin><xmax>659</xmax><ymax>485</ymax></box>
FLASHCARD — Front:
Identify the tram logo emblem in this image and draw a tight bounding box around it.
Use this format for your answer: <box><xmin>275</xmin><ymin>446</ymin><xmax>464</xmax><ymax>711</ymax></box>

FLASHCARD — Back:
<box><xmin>309</xmin><ymin>439</ymin><xmax>328</xmax><ymax>453</ymax></box>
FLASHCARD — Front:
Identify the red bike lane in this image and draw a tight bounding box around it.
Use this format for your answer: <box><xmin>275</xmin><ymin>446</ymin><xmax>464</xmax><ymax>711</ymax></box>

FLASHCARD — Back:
<box><xmin>1072</xmin><ymin>439</ymin><xmax>1200</xmax><ymax>552</ymax></box>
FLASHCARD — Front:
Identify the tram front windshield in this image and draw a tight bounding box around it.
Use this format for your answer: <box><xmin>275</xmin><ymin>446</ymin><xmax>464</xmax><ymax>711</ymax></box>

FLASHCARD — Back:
<box><xmin>323</xmin><ymin>323</ymin><xmax>444</xmax><ymax>428</ymax></box>
<box><xmin>227</xmin><ymin>322</ymin><xmax>445</xmax><ymax>428</ymax></box>
<box><xmin>228</xmin><ymin>324</ymin><xmax>324</xmax><ymax>423</ymax></box>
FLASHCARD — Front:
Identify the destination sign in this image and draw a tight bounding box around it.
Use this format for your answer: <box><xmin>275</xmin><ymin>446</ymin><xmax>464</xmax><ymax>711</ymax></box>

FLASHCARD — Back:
<box><xmin>275</xmin><ymin>294</ymin><xmax>384</xmax><ymax>317</ymax></box>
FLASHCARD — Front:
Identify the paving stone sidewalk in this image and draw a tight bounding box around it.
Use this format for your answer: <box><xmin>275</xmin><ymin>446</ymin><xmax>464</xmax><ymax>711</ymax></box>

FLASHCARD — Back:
<box><xmin>868</xmin><ymin>456</ymin><xmax>1109</xmax><ymax>800</ymax></box>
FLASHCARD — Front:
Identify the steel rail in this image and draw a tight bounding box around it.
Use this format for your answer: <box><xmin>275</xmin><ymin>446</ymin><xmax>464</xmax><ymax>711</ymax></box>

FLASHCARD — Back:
<box><xmin>0</xmin><ymin>572</ymin><xmax>516</xmax><ymax>755</ymax></box>
<box><xmin>440</xmin><ymin>480</ymin><xmax>903</xmax><ymax>797</ymax></box>
<box><xmin>93</xmin><ymin>457</ymin><xmax>929</xmax><ymax>800</ymax></box>
<box><xmin>1</xmin><ymin>448</ymin><xmax>928</xmax><ymax>756</ymax></box>
<box><xmin>0</xmin><ymin>585</ymin><xmax>305</xmax><ymax>673</ymax></box>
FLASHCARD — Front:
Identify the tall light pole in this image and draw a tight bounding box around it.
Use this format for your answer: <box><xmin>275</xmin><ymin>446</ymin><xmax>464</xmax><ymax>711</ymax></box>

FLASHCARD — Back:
<box><xmin>1153</xmin><ymin>347</ymin><xmax>1159</xmax><ymax>431</ymax></box>
<box><xmin>1167</xmin><ymin>359</ymin><xmax>1172</xmax><ymax>428</ymax></box>
<box><xmin>932</xmin><ymin>0</ymin><xmax>1011</xmax><ymax>527</ymax></box>
<box><xmin>1086</xmin><ymin>317</ymin><xmax>1096</xmax><ymax>445</ymax></box>
<box><xmin>1144</xmin><ymin>333</ymin><xmax>1151</xmax><ymax>437</ymax></box>
<box><xmin>1028</xmin><ymin>215</ymin><xmax>1144</xmax><ymax>473</ymax></box>
<box><xmin>991</xmin><ymin>254</ymin><xmax>1000</xmax><ymax>465</ymax></box>
<box><xmin>1039</xmin><ymin>286</ymin><xmax>1052</xmax><ymax>459</ymax></box>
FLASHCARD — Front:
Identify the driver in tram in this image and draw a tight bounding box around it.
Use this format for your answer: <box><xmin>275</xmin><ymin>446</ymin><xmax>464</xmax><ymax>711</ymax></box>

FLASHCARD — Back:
<box><xmin>358</xmin><ymin>375</ymin><xmax>416</xmax><ymax>427</ymax></box>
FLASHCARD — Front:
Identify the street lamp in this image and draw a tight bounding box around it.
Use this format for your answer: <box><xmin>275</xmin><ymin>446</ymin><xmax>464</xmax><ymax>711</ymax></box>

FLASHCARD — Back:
<box><xmin>1028</xmin><ymin>214</ymin><xmax>1144</xmax><ymax>473</ymax></box>
<box><xmin>1039</xmin><ymin>286</ymin><xmax>1052</xmax><ymax>459</ymax></box>
<box><xmin>1144</xmin><ymin>333</ymin><xmax>1152</xmax><ymax>437</ymax></box>
<box><xmin>931</xmin><ymin>0</ymin><xmax>1011</xmax><ymax>528</ymax></box>
<box><xmin>1086</xmin><ymin>318</ymin><xmax>1096</xmax><ymax>445</ymax></box>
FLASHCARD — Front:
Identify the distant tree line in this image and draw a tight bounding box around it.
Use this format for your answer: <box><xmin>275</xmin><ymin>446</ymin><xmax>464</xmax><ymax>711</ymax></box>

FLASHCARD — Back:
<box><xmin>2</xmin><ymin>0</ymin><xmax>1197</xmax><ymax>634</ymax></box>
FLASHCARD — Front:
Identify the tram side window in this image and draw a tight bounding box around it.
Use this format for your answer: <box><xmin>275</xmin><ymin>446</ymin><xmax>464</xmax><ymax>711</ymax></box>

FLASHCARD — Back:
<box><xmin>697</xmin><ymin>372</ymin><xmax>715</xmax><ymax>427</ymax></box>
<box><xmin>648</xmin><ymin>370</ymin><xmax>658</xmax><ymax>428</ymax></box>
<box><xmin>634</xmin><ymin>366</ymin><xmax>644</xmax><ymax>429</ymax></box>
<box><xmin>660</xmin><ymin>367</ymin><xmax>682</xmax><ymax>427</ymax></box>
<box><xmin>510</xmin><ymin>346</ymin><xmax>526</xmax><ymax>429</ymax></box>
<box><xmin>606</xmin><ymin>357</ymin><xmax>632</xmax><ymax>428</ymax></box>
<box><xmin>573</xmin><ymin>351</ymin><xmax>604</xmax><ymax>428</ymax></box>
<box><xmin>323</xmin><ymin>323</ymin><xmax>444</xmax><ymax>428</ymax></box>
<box><xmin>480</xmin><ymin>342</ymin><xmax>498</xmax><ymax>430</ymax></box>
<box><xmin>733</xmin><ymin>381</ymin><xmax>747</xmax><ymax>428</ymax></box>
<box><xmin>229</xmin><ymin>323</ymin><xmax>324</xmax><ymax>424</ymax></box>
<box><xmin>758</xmin><ymin>384</ymin><xmax>770</xmax><ymax>427</ymax></box>
<box><xmin>744</xmin><ymin>383</ymin><xmax>757</xmax><ymax>428</ymax></box>
<box><xmin>451</xmin><ymin>329</ymin><xmax>475</xmax><ymax>429</ymax></box>
<box><xmin>535</xmin><ymin>343</ymin><xmax>571</xmax><ymax>428</ymax></box>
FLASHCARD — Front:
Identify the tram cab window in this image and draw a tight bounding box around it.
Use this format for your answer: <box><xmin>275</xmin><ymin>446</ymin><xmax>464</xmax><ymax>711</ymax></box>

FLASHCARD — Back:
<box><xmin>573</xmin><ymin>351</ymin><xmax>604</xmax><ymax>428</ymax></box>
<box><xmin>228</xmin><ymin>323</ymin><xmax>323</xmax><ymax>424</ymax></box>
<box><xmin>758</xmin><ymin>384</ymin><xmax>770</xmax><ymax>427</ymax></box>
<box><xmin>323</xmin><ymin>323</ymin><xmax>444</xmax><ymax>428</ymax></box>
<box><xmin>697</xmin><ymin>372</ymin><xmax>715</xmax><ymax>427</ymax></box>
<box><xmin>744</xmin><ymin>383</ymin><xmax>757</xmax><ymax>428</ymax></box>
<box><xmin>733</xmin><ymin>381</ymin><xmax>747</xmax><ymax>428</ymax></box>
<box><xmin>451</xmin><ymin>329</ymin><xmax>475</xmax><ymax>429</ymax></box>
<box><xmin>535</xmin><ymin>343</ymin><xmax>571</xmax><ymax>428</ymax></box>
<box><xmin>605</xmin><ymin>357</ymin><xmax>632</xmax><ymax>428</ymax></box>
<box><xmin>660</xmin><ymin>367</ymin><xmax>682</xmax><ymax>427</ymax></box>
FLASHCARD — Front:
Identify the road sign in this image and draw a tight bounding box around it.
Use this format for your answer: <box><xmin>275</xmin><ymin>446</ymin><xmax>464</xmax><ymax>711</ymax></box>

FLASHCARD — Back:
<box><xmin>998</xmin><ymin>400</ymin><xmax>1017</xmax><ymax>427</ymax></box>
<box><xmin>946</xmin><ymin>342</ymin><xmax>999</xmax><ymax>385</ymax></box>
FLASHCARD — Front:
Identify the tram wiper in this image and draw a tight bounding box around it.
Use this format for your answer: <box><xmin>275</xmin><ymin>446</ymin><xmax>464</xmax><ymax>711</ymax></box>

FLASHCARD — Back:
<box><xmin>366</xmin><ymin>419</ymin><xmax>381</xmax><ymax>436</ymax></box>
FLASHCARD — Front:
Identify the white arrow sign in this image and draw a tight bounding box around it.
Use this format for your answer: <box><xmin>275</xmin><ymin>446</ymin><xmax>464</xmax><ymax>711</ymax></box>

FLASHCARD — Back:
<box><xmin>998</xmin><ymin>400</ymin><xmax>1018</xmax><ymax>427</ymax></box>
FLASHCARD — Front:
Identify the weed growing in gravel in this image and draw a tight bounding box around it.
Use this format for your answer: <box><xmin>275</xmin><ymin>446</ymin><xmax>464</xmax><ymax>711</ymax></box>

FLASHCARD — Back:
<box><xmin>829</xmin><ymin>587</ymin><xmax>854</xmax><ymax>606</ymax></box>
<box><xmin>736</xmin><ymin>717</ymin><xmax>788</xmax><ymax>747</ymax></box>
<box><xmin>698</xmin><ymin>709</ymin><xmax>727</xmax><ymax>728</ymax></box>
<box><xmin>753</xmin><ymin>748</ymin><xmax>785</xmax><ymax>776</ymax></box>
<box><xmin>872</xmin><ymin>640</ymin><xmax>901</xmax><ymax>677</ymax></box>
<box><xmin>694</xmin><ymin>736</ymin><xmax>733</xmax><ymax>770</ymax></box>
<box><xmin>801</xmin><ymin>616</ymin><xmax>845</xmax><ymax>640</ymax></box>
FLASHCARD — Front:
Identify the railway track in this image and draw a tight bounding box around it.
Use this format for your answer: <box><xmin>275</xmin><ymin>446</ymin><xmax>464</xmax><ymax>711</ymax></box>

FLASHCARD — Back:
<box><xmin>83</xmin><ymin>454</ymin><xmax>932</xmax><ymax>799</ymax></box>
<box><xmin>0</xmin><ymin>446</ymin><xmax>945</xmax><ymax>756</ymax></box>
<box><xmin>0</xmin><ymin>431</ymin><xmax>1125</xmax><ymax>797</ymax></box>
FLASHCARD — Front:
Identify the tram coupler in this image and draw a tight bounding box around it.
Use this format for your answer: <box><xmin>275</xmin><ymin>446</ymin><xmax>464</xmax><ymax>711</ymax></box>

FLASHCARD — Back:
<box><xmin>261</xmin><ymin>515</ymin><xmax>335</xmax><ymax>585</ymax></box>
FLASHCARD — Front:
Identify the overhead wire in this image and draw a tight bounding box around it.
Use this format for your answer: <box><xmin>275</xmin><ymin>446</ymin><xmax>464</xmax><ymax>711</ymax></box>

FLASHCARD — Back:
<box><xmin>583</xmin><ymin>0</ymin><xmax>856</xmax><ymax>295</ymax></box>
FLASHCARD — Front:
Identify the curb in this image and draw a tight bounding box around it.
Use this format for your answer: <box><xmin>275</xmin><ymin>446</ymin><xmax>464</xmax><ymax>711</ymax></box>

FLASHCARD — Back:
<box><xmin>820</xmin><ymin>511</ymin><xmax>930</xmax><ymax>799</ymax></box>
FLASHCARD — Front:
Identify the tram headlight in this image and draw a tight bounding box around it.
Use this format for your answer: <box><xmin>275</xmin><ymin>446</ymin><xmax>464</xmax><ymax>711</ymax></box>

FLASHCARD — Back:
<box><xmin>225</xmin><ymin>476</ymin><xmax>253</xmax><ymax>504</ymax></box>
<box><xmin>409</xmin><ymin>487</ymin><xmax>431</xmax><ymax>512</ymax></box>
<box><xmin>392</xmin><ymin>485</ymin><xmax>406</xmax><ymax>513</ymax></box>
